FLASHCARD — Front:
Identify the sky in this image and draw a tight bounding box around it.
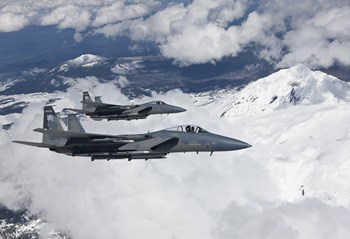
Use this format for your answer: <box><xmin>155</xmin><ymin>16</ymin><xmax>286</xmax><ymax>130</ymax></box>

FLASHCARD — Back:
<box><xmin>1</xmin><ymin>70</ymin><xmax>350</xmax><ymax>238</ymax></box>
<box><xmin>0</xmin><ymin>0</ymin><xmax>350</xmax><ymax>68</ymax></box>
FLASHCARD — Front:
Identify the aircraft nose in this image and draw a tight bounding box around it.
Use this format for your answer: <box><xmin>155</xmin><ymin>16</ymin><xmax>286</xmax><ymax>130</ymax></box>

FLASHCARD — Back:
<box><xmin>230</xmin><ymin>139</ymin><xmax>251</xmax><ymax>150</ymax></box>
<box><xmin>169</xmin><ymin>106</ymin><xmax>187</xmax><ymax>113</ymax></box>
<box><xmin>215</xmin><ymin>136</ymin><xmax>252</xmax><ymax>151</ymax></box>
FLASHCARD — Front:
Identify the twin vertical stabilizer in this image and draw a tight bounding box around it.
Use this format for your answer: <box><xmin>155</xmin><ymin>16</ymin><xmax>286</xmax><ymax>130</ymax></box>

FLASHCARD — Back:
<box><xmin>13</xmin><ymin>106</ymin><xmax>67</xmax><ymax>147</ymax></box>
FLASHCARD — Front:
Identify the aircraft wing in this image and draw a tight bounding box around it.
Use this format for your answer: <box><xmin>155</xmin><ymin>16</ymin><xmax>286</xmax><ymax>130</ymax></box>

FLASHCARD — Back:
<box><xmin>137</xmin><ymin>106</ymin><xmax>152</xmax><ymax>115</ymax></box>
<box><xmin>120</xmin><ymin>106</ymin><xmax>152</xmax><ymax>116</ymax></box>
<box><xmin>65</xmin><ymin>108</ymin><xmax>93</xmax><ymax>114</ymax></box>
<box><xmin>81</xmin><ymin>100</ymin><xmax>127</xmax><ymax>109</ymax></box>
<box><xmin>33</xmin><ymin>128</ymin><xmax>152</xmax><ymax>141</ymax></box>
<box><xmin>118</xmin><ymin>136</ymin><xmax>179</xmax><ymax>152</ymax></box>
<box><xmin>33</xmin><ymin>128</ymin><xmax>122</xmax><ymax>139</ymax></box>
<box><xmin>12</xmin><ymin>140</ymin><xmax>56</xmax><ymax>148</ymax></box>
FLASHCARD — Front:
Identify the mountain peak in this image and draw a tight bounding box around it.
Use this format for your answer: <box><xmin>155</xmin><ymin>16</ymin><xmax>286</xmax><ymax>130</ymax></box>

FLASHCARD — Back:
<box><xmin>199</xmin><ymin>64</ymin><xmax>350</xmax><ymax>118</ymax></box>
<box><xmin>67</xmin><ymin>54</ymin><xmax>105</xmax><ymax>66</ymax></box>
<box><xmin>57</xmin><ymin>54</ymin><xmax>106</xmax><ymax>72</ymax></box>
<box><xmin>288</xmin><ymin>63</ymin><xmax>313</xmax><ymax>75</ymax></box>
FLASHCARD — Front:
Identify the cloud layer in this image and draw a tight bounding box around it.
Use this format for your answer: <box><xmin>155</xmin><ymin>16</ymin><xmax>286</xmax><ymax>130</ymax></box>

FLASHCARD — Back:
<box><xmin>0</xmin><ymin>0</ymin><xmax>349</xmax><ymax>68</ymax></box>
<box><xmin>214</xmin><ymin>199</ymin><xmax>350</xmax><ymax>239</ymax></box>
<box><xmin>1</xmin><ymin>75</ymin><xmax>350</xmax><ymax>238</ymax></box>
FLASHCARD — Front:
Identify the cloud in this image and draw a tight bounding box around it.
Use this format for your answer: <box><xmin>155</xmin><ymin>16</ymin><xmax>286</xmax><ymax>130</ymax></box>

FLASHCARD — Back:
<box><xmin>40</xmin><ymin>5</ymin><xmax>92</xmax><ymax>32</ymax></box>
<box><xmin>213</xmin><ymin>199</ymin><xmax>350</xmax><ymax>239</ymax></box>
<box><xmin>0</xmin><ymin>0</ymin><xmax>161</xmax><ymax>33</ymax></box>
<box><xmin>0</xmin><ymin>78</ymin><xmax>258</xmax><ymax>238</ymax></box>
<box><xmin>268</xmin><ymin>0</ymin><xmax>350</xmax><ymax>68</ymax></box>
<box><xmin>1</xmin><ymin>76</ymin><xmax>350</xmax><ymax>238</ymax></box>
<box><xmin>1</xmin><ymin>0</ymin><xmax>349</xmax><ymax>68</ymax></box>
<box><xmin>278</xmin><ymin>28</ymin><xmax>350</xmax><ymax>68</ymax></box>
<box><xmin>114</xmin><ymin>75</ymin><xmax>130</xmax><ymax>88</ymax></box>
<box><xmin>92</xmin><ymin>1</ymin><xmax>160</xmax><ymax>28</ymax></box>
<box><xmin>115</xmin><ymin>0</ymin><xmax>253</xmax><ymax>65</ymax></box>
<box><xmin>0</xmin><ymin>12</ymin><xmax>28</xmax><ymax>32</ymax></box>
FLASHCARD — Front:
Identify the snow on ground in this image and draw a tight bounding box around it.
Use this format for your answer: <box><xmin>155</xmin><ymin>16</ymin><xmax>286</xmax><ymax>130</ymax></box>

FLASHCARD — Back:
<box><xmin>66</xmin><ymin>54</ymin><xmax>105</xmax><ymax>67</ymax></box>
<box><xmin>193</xmin><ymin>63</ymin><xmax>350</xmax><ymax>206</ymax></box>
<box><xmin>195</xmin><ymin>64</ymin><xmax>350</xmax><ymax>118</ymax></box>
<box><xmin>0</xmin><ymin>79</ymin><xmax>21</xmax><ymax>92</ymax></box>
<box><xmin>111</xmin><ymin>60</ymin><xmax>144</xmax><ymax>75</ymax></box>
<box><xmin>1</xmin><ymin>65</ymin><xmax>350</xmax><ymax>239</ymax></box>
<box><xmin>57</xmin><ymin>54</ymin><xmax>106</xmax><ymax>72</ymax></box>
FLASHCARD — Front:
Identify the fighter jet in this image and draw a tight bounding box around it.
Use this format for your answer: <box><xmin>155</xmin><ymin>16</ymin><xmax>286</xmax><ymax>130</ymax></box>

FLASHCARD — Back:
<box><xmin>13</xmin><ymin>106</ymin><xmax>251</xmax><ymax>161</ymax></box>
<box><xmin>66</xmin><ymin>91</ymin><xmax>186</xmax><ymax>121</ymax></box>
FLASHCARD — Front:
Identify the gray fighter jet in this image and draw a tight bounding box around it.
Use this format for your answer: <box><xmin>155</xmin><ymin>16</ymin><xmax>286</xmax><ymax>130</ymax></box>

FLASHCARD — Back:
<box><xmin>66</xmin><ymin>91</ymin><xmax>186</xmax><ymax>121</ymax></box>
<box><xmin>13</xmin><ymin>106</ymin><xmax>251</xmax><ymax>161</ymax></box>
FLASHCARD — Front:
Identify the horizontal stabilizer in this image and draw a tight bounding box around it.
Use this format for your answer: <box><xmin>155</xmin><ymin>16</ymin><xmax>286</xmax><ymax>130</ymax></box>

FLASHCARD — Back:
<box><xmin>12</xmin><ymin>140</ymin><xmax>55</xmax><ymax>148</ymax></box>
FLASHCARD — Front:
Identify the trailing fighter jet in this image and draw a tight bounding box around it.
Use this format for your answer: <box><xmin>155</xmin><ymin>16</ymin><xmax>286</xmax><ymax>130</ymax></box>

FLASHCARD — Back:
<box><xmin>13</xmin><ymin>106</ymin><xmax>251</xmax><ymax>161</ymax></box>
<box><xmin>66</xmin><ymin>91</ymin><xmax>186</xmax><ymax>121</ymax></box>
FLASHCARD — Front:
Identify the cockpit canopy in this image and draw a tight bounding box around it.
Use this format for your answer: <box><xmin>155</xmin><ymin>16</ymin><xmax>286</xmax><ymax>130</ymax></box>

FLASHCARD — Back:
<box><xmin>150</xmin><ymin>101</ymin><xmax>165</xmax><ymax>105</ymax></box>
<box><xmin>166</xmin><ymin>125</ymin><xmax>208</xmax><ymax>133</ymax></box>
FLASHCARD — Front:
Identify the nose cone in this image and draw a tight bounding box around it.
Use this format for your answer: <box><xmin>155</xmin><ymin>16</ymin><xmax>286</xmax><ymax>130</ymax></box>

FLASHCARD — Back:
<box><xmin>229</xmin><ymin>139</ymin><xmax>252</xmax><ymax>150</ymax></box>
<box><xmin>213</xmin><ymin>135</ymin><xmax>251</xmax><ymax>151</ymax></box>
<box><xmin>167</xmin><ymin>105</ymin><xmax>187</xmax><ymax>114</ymax></box>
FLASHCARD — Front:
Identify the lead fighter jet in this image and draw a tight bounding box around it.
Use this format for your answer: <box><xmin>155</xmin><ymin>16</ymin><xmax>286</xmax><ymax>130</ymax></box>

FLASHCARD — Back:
<box><xmin>13</xmin><ymin>106</ymin><xmax>251</xmax><ymax>161</ymax></box>
<box><xmin>66</xmin><ymin>91</ymin><xmax>186</xmax><ymax>121</ymax></box>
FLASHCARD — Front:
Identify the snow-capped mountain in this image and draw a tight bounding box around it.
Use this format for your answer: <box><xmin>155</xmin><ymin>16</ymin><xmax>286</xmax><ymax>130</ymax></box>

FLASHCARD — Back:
<box><xmin>58</xmin><ymin>54</ymin><xmax>106</xmax><ymax>72</ymax></box>
<box><xmin>194</xmin><ymin>64</ymin><xmax>350</xmax><ymax>118</ymax></box>
<box><xmin>0</xmin><ymin>206</ymin><xmax>68</xmax><ymax>239</ymax></box>
<box><xmin>1</xmin><ymin>64</ymin><xmax>350</xmax><ymax>239</ymax></box>
<box><xmin>0</xmin><ymin>53</ymin><xmax>272</xmax><ymax>97</ymax></box>
<box><xmin>195</xmin><ymin>68</ymin><xmax>350</xmax><ymax>205</ymax></box>
<box><xmin>111</xmin><ymin>58</ymin><xmax>144</xmax><ymax>75</ymax></box>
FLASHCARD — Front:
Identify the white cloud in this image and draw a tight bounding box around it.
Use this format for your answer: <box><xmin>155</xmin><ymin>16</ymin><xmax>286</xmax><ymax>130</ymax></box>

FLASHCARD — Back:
<box><xmin>93</xmin><ymin>0</ymin><xmax>350</xmax><ymax>67</ymax></box>
<box><xmin>160</xmin><ymin>24</ymin><xmax>241</xmax><ymax>65</ymax></box>
<box><xmin>213</xmin><ymin>199</ymin><xmax>350</xmax><ymax>239</ymax></box>
<box><xmin>0</xmin><ymin>0</ymin><xmax>160</xmax><ymax>34</ymax></box>
<box><xmin>1</xmin><ymin>0</ymin><xmax>349</xmax><ymax>68</ymax></box>
<box><xmin>1</xmin><ymin>73</ymin><xmax>350</xmax><ymax>238</ymax></box>
<box><xmin>115</xmin><ymin>75</ymin><xmax>130</xmax><ymax>88</ymax></box>
<box><xmin>92</xmin><ymin>1</ymin><xmax>160</xmax><ymax>28</ymax></box>
<box><xmin>278</xmin><ymin>2</ymin><xmax>350</xmax><ymax>66</ymax></box>
<box><xmin>135</xmin><ymin>0</ymin><xmax>250</xmax><ymax>65</ymax></box>
<box><xmin>271</xmin><ymin>1</ymin><xmax>350</xmax><ymax>68</ymax></box>
<box><xmin>278</xmin><ymin>27</ymin><xmax>350</xmax><ymax>68</ymax></box>
<box><xmin>40</xmin><ymin>5</ymin><xmax>92</xmax><ymax>31</ymax></box>
<box><xmin>0</xmin><ymin>12</ymin><xmax>28</xmax><ymax>32</ymax></box>
<box><xmin>125</xmin><ymin>3</ymin><xmax>188</xmax><ymax>42</ymax></box>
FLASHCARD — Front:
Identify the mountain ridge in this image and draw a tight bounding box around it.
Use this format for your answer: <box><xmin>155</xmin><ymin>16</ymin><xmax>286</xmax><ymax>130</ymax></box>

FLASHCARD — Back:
<box><xmin>193</xmin><ymin>64</ymin><xmax>350</xmax><ymax>118</ymax></box>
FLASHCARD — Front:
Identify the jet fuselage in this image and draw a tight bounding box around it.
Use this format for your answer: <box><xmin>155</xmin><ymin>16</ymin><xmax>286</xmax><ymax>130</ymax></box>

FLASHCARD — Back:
<box><xmin>48</xmin><ymin>125</ymin><xmax>251</xmax><ymax>160</ymax></box>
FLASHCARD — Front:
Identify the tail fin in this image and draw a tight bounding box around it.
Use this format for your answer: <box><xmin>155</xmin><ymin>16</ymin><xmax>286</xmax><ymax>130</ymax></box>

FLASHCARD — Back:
<box><xmin>95</xmin><ymin>96</ymin><xmax>102</xmax><ymax>103</ymax></box>
<box><xmin>83</xmin><ymin>91</ymin><xmax>93</xmax><ymax>102</ymax></box>
<box><xmin>82</xmin><ymin>91</ymin><xmax>95</xmax><ymax>111</ymax></box>
<box><xmin>67</xmin><ymin>114</ymin><xmax>86</xmax><ymax>133</ymax></box>
<box><xmin>43</xmin><ymin>106</ymin><xmax>64</xmax><ymax>130</ymax></box>
<box><xmin>43</xmin><ymin>106</ymin><xmax>66</xmax><ymax>146</ymax></box>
